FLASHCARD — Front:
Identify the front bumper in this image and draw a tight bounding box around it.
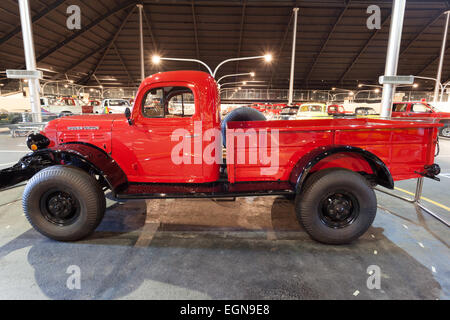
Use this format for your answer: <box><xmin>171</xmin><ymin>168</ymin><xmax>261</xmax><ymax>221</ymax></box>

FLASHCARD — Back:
<box><xmin>0</xmin><ymin>158</ymin><xmax>34</xmax><ymax>189</ymax></box>
<box><xmin>0</xmin><ymin>151</ymin><xmax>55</xmax><ymax>190</ymax></box>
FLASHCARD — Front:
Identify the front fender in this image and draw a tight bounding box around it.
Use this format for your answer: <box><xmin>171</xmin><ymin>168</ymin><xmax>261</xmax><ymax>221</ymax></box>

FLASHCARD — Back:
<box><xmin>289</xmin><ymin>145</ymin><xmax>394</xmax><ymax>192</ymax></box>
<box><xmin>0</xmin><ymin>143</ymin><xmax>128</xmax><ymax>193</ymax></box>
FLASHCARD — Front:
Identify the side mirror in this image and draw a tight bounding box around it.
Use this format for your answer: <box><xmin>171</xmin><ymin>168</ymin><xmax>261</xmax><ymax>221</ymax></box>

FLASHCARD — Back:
<box><xmin>125</xmin><ymin>107</ymin><xmax>133</xmax><ymax>125</ymax></box>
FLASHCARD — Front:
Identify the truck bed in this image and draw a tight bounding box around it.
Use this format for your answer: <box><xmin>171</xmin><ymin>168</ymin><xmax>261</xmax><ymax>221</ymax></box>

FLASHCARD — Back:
<box><xmin>226</xmin><ymin>118</ymin><xmax>441</xmax><ymax>183</ymax></box>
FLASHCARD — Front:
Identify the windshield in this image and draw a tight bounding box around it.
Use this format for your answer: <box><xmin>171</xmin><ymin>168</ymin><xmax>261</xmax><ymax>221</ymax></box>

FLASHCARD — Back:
<box><xmin>109</xmin><ymin>100</ymin><xmax>130</xmax><ymax>107</ymax></box>
<box><xmin>300</xmin><ymin>105</ymin><xmax>323</xmax><ymax>112</ymax></box>
<box><xmin>425</xmin><ymin>103</ymin><xmax>437</xmax><ymax>111</ymax></box>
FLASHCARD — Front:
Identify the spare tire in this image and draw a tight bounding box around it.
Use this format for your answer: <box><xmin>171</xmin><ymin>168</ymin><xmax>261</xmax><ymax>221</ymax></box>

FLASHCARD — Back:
<box><xmin>221</xmin><ymin>107</ymin><xmax>266</xmax><ymax>146</ymax></box>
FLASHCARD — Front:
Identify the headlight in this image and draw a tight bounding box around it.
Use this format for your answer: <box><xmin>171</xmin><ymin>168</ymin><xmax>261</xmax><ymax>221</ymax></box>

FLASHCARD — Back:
<box><xmin>27</xmin><ymin>133</ymin><xmax>50</xmax><ymax>151</ymax></box>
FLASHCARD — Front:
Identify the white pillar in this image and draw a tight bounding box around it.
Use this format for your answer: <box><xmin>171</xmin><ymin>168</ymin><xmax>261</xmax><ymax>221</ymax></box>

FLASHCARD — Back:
<box><xmin>18</xmin><ymin>0</ymin><xmax>41</xmax><ymax>122</ymax></box>
<box><xmin>434</xmin><ymin>11</ymin><xmax>450</xmax><ymax>102</ymax></box>
<box><xmin>137</xmin><ymin>4</ymin><xmax>145</xmax><ymax>81</ymax></box>
<box><xmin>288</xmin><ymin>8</ymin><xmax>299</xmax><ymax>106</ymax></box>
<box><xmin>380</xmin><ymin>0</ymin><xmax>406</xmax><ymax>118</ymax></box>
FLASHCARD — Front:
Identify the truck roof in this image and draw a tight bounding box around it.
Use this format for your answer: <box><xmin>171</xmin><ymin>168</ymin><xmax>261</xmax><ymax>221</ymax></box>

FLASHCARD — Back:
<box><xmin>141</xmin><ymin>70</ymin><xmax>216</xmax><ymax>88</ymax></box>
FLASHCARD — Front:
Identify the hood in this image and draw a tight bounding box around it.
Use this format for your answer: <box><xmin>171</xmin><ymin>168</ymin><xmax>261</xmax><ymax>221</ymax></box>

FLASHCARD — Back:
<box><xmin>43</xmin><ymin>114</ymin><xmax>126</xmax><ymax>152</ymax></box>
<box><xmin>45</xmin><ymin>114</ymin><xmax>125</xmax><ymax>132</ymax></box>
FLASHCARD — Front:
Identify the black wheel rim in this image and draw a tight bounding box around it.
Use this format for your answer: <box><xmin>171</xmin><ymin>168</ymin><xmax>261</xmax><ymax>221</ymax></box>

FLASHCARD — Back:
<box><xmin>40</xmin><ymin>189</ymin><xmax>80</xmax><ymax>226</ymax></box>
<box><xmin>318</xmin><ymin>191</ymin><xmax>359</xmax><ymax>229</ymax></box>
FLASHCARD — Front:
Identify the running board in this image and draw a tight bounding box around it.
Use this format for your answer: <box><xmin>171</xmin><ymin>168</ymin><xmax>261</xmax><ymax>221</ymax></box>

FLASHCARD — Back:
<box><xmin>115</xmin><ymin>181</ymin><xmax>294</xmax><ymax>200</ymax></box>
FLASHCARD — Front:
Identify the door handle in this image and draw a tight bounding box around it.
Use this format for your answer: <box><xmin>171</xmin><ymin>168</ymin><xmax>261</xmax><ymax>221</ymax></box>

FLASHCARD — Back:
<box><xmin>185</xmin><ymin>134</ymin><xmax>200</xmax><ymax>138</ymax></box>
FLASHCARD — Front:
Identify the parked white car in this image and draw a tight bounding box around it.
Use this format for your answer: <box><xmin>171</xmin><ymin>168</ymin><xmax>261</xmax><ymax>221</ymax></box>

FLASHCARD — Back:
<box><xmin>40</xmin><ymin>97</ymin><xmax>83</xmax><ymax>116</ymax></box>
<box><xmin>101</xmin><ymin>99</ymin><xmax>131</xmax><ymax>114</ymax></box>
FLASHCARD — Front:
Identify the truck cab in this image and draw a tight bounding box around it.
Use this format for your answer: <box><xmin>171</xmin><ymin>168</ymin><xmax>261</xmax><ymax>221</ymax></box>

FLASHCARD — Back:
<box><xmin>110</xmin><ymin>71</ymin><xmax>220</xmax><ymax>183</ymax></box>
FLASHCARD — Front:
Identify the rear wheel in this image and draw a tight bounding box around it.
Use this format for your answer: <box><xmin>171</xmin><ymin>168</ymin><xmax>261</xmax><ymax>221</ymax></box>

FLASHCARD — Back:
<box><xmin>295</xmin><ymin>168</ymin><xmax>377</xmax><ymax>244</ymax></box>
<box><xmin>440</xmin><ymin>125</ymin><xmax>450</xmax><ymax>138</ymax></box>
<box><xmin>23</xmin><ymin>165</ymin><xmax>106</xmax><ymax>241</ymax></box>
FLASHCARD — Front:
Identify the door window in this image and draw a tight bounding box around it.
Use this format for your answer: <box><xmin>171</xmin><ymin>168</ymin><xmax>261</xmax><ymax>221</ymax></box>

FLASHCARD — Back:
<box><xmin>142</xmin><ymin>86</ymin><xmax>194</xmax><ymax>118</ymax></box>
<box><xmin>393</xmin><ymin>103</ymin><xmax>407</xmax><ymax>112</ymax></box>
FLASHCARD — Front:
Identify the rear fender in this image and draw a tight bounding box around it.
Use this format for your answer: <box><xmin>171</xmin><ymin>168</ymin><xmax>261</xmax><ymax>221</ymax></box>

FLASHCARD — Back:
<box><xmin>289</xmin><ymin>145</ymin><xmax>394</xmax><ymax>193</ymax></box>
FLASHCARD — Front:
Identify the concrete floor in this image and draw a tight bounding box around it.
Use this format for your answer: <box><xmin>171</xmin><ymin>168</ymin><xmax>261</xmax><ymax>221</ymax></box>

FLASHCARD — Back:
<box><xmin>0</xmin><ymin>133</ymin><xmax>449</xmax><ymax>300</ymax></box>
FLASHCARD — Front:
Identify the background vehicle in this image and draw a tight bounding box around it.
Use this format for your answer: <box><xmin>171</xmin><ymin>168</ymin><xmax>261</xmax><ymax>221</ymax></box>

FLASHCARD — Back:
<box><xmin>290</xmin><ymin>103</ymin><xmax>328</xmax><ymax>119</ymax></box>
<box><xmin>0</xmin><ymin>71</ymin><xmax>441</xmax><ymax>245</ymax></box>
<box><xmin>279</xmin><ymin>105</ymin><xmax>299</xmax><ymax>120</ymax></box>
<box><xmin>41</xmin><ymin>97</ymin><xmax>83</xmax><ymax>116</ymax></box>
<box><xmin>81</xmin><ymin>100</ymin><xmax>100</xmax><ymax>114</ymax></box>
<box><xmin>392</xmin><ymin>101</ymin><xmax>450</xmax><ymax>137</ymax></box>
<box><xmin>101</xmin><ymin>99</ymin><xmax>131</xmax><ymax>114</ymax></box>
<box><xmin>327</xmin><ymin>105</ymin><xmax>353</xmax><ymax>117</ymax></box>
<box><xmin>354</xmin><ymin>107</ymin><xmax>379</xmax><ymax>117</ymax></box>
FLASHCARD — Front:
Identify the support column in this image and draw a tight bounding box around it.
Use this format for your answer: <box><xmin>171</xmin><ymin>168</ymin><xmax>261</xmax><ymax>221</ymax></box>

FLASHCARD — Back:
<box><xmin>380</xmin><ymin>0</ymin><xmax>406</xmax><ymax>118</ymax></box>
<box><xmin>288</xmin><ymin>8</ymin><xmax>299</xmax><ymax>106</ymax></box>
<box><xmin>137</xmin><ymin>4</ymin><xmax>145</xmax><ymax>81</ymax></box>
<box><xmin>434</xmin><ymin>11</ymin><xmax>450</xmax><ymax>102</ymax></box>
<box><xmin>18</xmin><ymin>0</ymin><xmax>41</xmax><ymax>122</ymax></box>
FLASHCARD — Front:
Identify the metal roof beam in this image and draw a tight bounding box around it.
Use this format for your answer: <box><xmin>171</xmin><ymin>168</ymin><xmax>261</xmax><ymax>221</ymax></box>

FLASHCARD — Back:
<box><xmin>234</xmin><ymin>0</ymin><xmax>247</xmax><ymax>74</ymax></box>
<box><xmin>269</xmin><ymin>9</ymin><xmax>294</xmax><ymax>87</ymax></box>
<box><xmin>417</xmin><ymin>45</ymin><xmax>450</xmax><ymax>75</ymax></box>
<box><xmin>0</xmin><ymin>0</ymin><xmax>67</xmax><ymax>47</ymax></box>
<box><xmin>33</xmin><ymin>1</ymin><xmax>136</xmax><ymax>65</ymax></box>
<box><xmin>113</xmin><ymin>43</ymin><xmax>135</xmax><ymax>85</ymax></box>
<box><xmin>400</xmin><ymin>9</ymin><xmax>448</xmax><ymax>57</ymax></box>
<box><xmin>142</xmin><ymin>5</ymin><xmax>158</xmax><ymax>51</ymax></box>
<box><xmin>337</xmin><ymin>14</ymin><xmax>391</xmax><ymax>83</ymax></box>
<box><xmin>191</xmin><ymin>0</ymin><xmax>201</xmax><ymax>60</ymax></box>
<box><xmin>303</xmin><ymin>0</ymin><xmax>351</xmax><ymax>82</ymax></box>
<box><xmin>79</xmin><ymin>6</ymin><xmax>136</xmax><ymax>84</ymax></box>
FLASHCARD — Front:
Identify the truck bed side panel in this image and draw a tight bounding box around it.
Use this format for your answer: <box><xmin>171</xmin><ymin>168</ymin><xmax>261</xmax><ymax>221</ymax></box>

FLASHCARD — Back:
<box><xmin>226</xmin><ymin>119</ymin><xmax>439</xmax><ymax>183</ymax></box>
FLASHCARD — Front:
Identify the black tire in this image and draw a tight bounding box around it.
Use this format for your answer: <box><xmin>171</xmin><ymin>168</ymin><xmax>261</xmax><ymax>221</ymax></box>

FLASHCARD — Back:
<box><xmin>221</xmin><ymin>107</ymin><xmax>266</xmax><ymax>146</ymax></box>
<box><xmin>283</xmin><ymin>194</ymin><xmax>296</xmax><ymax>201</ymax></box>
<box><xmin>22</xmin><ymin>165</ymin><xmax>106</xmax><ymax>241</ymax></box>
<box><xmin>439</xmin><ymin>124</ymin><xmax>450</xmax><ymax>138</ymax></box>
<box><xmin>295</xmin><ymin>168</ymin><xmax>377</xmax><ymax>245</ymax></box>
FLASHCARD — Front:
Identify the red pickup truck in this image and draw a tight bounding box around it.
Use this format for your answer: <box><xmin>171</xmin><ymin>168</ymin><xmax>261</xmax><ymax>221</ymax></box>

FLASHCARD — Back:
<box><xmin>392</xmin><ymin>101</ymin><xmax>450</xmax><ymax>137</ymax></box>
<box><xmin>0</xmin><ymin>71</ymin><xmax>441</xmax><ymax>244</ymax></box>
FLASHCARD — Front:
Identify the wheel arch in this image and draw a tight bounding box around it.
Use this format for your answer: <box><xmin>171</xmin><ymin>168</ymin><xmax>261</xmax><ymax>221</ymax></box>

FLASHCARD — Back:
<box><xmin>289</xmin><ymin>145</ymin><xmax>394</xmax><ymax>192</ymax></box>
<box><xmin>51</xmin><ymin>142</ymin><xmax>128</xmax><ymax>193</ymax></box>
<box><xmin>7</xmin><ymin>142</ymin><xmax>128</xmax><ymax>193</ymax></box>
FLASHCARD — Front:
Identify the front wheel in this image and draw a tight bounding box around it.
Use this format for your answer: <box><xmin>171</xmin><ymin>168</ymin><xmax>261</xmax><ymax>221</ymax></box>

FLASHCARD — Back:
<box><xmin>23</xmin><ymin>166</ymin><xmax>106</xmax><ymax>241</ymax></box>
<box><xmin>295</xmin><ymin>168</ymin><xmax>377</xmax><ymax>244</ymax></box>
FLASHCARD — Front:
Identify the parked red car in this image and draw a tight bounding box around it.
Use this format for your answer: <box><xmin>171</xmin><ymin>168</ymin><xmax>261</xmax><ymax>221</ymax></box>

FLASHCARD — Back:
<box><xmin>392</xmin><ymin>101</ymin><xmax>450</xmax><ymax>137</ymax></box>
<box><xmin>327</xmin><ymin>105</ymin><xmax>353</xmax><ymax>116</ymax></box>
<box><xmin>81</xmin><ymin>100</ymin><xmax>101</xmax><ymax>114</ymax></box>
<box><xmin>0</xmin><ymin>71</ymin><xmax>441</xmax><ymax>244</ymax></box>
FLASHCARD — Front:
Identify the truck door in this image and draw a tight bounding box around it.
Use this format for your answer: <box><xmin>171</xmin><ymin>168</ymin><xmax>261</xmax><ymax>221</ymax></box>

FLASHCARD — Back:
<box><xmin>392</xmin><ymin>102</ymin><xmax>408</xmax><ymax>117</ymax></box>
<box><xmin>124</xmin><ymin>85</ymin><xmax>203</xmax><ymax>183</ymax></box>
